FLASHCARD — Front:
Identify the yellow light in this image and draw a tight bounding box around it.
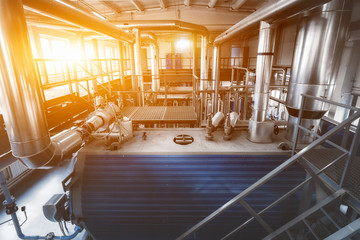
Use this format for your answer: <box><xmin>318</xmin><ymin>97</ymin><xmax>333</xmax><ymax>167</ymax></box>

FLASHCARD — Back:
<box><xmin>176</xmin><ymin>39</ymin><xmax>191</xmax><ymax>49</ymax></box>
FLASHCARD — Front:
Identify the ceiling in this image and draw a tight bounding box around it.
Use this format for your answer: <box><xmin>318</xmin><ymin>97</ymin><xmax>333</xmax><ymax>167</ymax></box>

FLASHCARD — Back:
<box><xmin>25</xmin><ymin>0</ymin><xmax>271</xmax><ymax>35</ymax></box>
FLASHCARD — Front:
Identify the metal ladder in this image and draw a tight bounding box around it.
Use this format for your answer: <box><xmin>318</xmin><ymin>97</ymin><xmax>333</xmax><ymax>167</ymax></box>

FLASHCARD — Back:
<box><xmin>176</xmin><ymin>94</ymin><xmax>360</xmax><ymax>240</ymax></box>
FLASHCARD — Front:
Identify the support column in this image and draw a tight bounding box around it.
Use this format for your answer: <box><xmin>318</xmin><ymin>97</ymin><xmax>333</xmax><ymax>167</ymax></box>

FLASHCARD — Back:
<box><xmin>248</xmin><ymin>21</ymin><xmax>274</xmax><ymax>143</ymax></box>
<box><xmin>133</xmin><ymin>28</ymin><xmax>144</xmax><ymax>106</ymax></box>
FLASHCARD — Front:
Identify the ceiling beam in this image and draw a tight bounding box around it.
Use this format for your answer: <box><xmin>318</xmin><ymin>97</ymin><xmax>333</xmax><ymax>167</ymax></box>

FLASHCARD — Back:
<box><xmin>208</xmin><ymin>0</ymin><xmax>218</xmax><ymax>8</ymax></box>
<box><xmin>159</xmin><ymin>0</ymin><xmax>166</xmax><ymax>9</ymax></box>
<box><xmin>231</xmin><ymin>0</ymin><xmax>247</xmax><ymax>10</ymax></box>
<box><xmin>130</xmin><ymin>0</ymin><xmax>143</xmax><ymax>12</ymax></box>
<box><xmin>184</xmin><ymin>0</ymin><xmax>190</xmax><ymax>7</ymax></box>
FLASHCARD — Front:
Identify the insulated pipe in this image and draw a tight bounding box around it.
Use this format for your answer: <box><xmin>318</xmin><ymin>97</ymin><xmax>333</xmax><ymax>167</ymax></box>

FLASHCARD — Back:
<box><xmin>129</xmin><ymin>43</ymin><xmax>137</xmax><ymax>92</ymax></box>
<box><xmin>0</xmin><ymin>0</ymin><xmax>58</xmax><ymax>168</ymax></box>
<box><xmin>214</xmin><ymin>0</ymin><xmax>333</xmax><ymax>45</ymax></box>
<box><xmin>116</xmin><ymin>20</ymin><xmax>208</xmax><ymax>36</ymax></box>
<box><xmin>23</xmin><ymin>0</ymin><xmax>134</xmax><ymax>43</ymax></box>
<box><xmin>200</xmin><ymin>35</ymin><xmax>209</xmax><ymax>91</ymax></box>
<box><xmin>248</xmin><ymin>21</ymin><xmax>275</xmax><ymax>143</ymax></box>
<box><xmin>133</xmin><ymin>29</ymin><xmax>144</xmax><ymax>106</ymax></box>
<box><xmin>212</xmin><ymin>46</ymin><xmax>221</xmax><ymax>113</ymax></box>
<box><xmin>0</xmin><ymin>0</ymin><xmax>121</xmax><ymax>169</ymax></box>
<box><xmin>150</xmin><ymin>44</ymin><xmax>160</xmax><ymax>91</ymax></box>
<box><xmin>286</xmin><ymin>0</ymin><xmax>352</xmax><ymax>142</ymax></box>
<box><xmin>252</xmin><ymin>21</ymin><xmax>273</xmax><ymax>123</ymax></box>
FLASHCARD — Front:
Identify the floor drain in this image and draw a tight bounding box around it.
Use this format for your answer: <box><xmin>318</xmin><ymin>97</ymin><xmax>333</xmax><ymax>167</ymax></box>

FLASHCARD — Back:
<box><xmin>173</xmin><ymin>134</ymin><xmax>194</xmax><ymax>145</ymax></box>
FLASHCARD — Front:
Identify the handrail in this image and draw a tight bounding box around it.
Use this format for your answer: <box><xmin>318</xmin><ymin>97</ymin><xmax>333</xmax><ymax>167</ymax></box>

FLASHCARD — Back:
<box><xmin>176</xmin><ymin>95</ymin><xmax>360</xmax><ymax>240</ymax></box>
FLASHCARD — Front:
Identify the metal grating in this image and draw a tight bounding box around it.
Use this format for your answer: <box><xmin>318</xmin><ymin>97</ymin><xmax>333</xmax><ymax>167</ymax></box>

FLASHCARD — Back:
<box><xmin>122</xmin><ymin>106</ymin><xmax>197</xmax><ymax>123</ymax></box>
<box><xmin>75</xmin><ymin>154</ymin><xmax>305</xmax><ymax>240</ymax></box>
<box><xmin>131</xmin><ymin>106</ymin><xmax>165</xmax><ymax>120</ymax></box>
<box><xmin>302</xmin><ymin>148</ymin><xmax>360</xmax><ymax>200</ymax></box>
<box><xmin>121</xmin><ymin>106</ymin><xmax>139</xmax><ymax>119</ymax></box>
<box><xmin>163</xmin><ymin>106</ymin><xmax>196</xmax><ymax>120</ymax></box>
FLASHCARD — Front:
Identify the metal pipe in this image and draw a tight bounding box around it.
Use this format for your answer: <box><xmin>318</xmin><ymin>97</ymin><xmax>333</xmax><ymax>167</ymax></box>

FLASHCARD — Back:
<box><xmin>212</xmin><ymin>45</ymin><xmax>221</xmax><ymax>113</ymax></box>
<box><xmin>248</xmin><ymin>21</ymin><xmax>274</xmax><ymax>143</ymax></box>
<box><xmin>133</xmin><ymin>29</ymin><xmax>144</xmax><ymax>106</ymax></box>
<box><xmin>200</xmin><ymin>35</ymin><xmax>209</xmax><ymax>91</ymax></box>
<box><xmin>116</xmin><ymin>20</ymin><xmax>208</xmax><ymax>36</ymax></box>
<box><xmin>214</xmin><ymin>0</ymin><xmax>333</xmax><ymax>45</ymax></box>
<box><xmin>23</xmin><ymin>0</ymin><xmax>134</xmax><ymax>43</ymax></box>
<box><xmin>286</xmin><ymin>0</ymin><xmax>352</xmax><ymax>142</ymax></box>
<box><xmin>150</xmin><ymin>44</ymin><xmax>160</xmax><ymax>91</ymax></box>
<box><xmin>0</xmin><ymin>0</ymin><xmax>56</xmax><ymax>168</ymax></box>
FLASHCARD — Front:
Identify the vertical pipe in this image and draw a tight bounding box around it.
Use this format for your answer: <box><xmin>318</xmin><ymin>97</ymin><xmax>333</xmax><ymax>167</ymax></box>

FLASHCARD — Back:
<box><xmin>286</xmin><ymin>0</ymin><xmax>351</xmax><ymax>142</ymax></box>
<box><xmin>200</xmin><ymin>35</ymin><xmax>209</xmax><ymax>91</ymax></box>
<box><xmin>212</xmin><ymin>45</ymin><xmax>221</xmax><ymax>113</ymax></box>
<box><xmin>0</xmin><ymin>0</ymin><xmax>55</xmax><ymax>168</ymax></box>
<box><xmin>151</xmin><ymin>44</ymin><xmax>160</xmax><ymax>91</ymax></box>
<box><xmin>192</xmin><ymin>34</ymin><xmax>197</xmax><ymax>108</ymax></box>
<box><xmin>118</xmin><ymin>41</ymin><xmax>125</xmax><ymax>87</ymax></box>
<box><xmin>133</xmin><ymin>28</ymin><xmax>144</xmax><ymax>106</ymax></box>
<box><xmin>248</xmin><ymin>21</ymin><xmax>274</xmax><ymax>143</ymax></box>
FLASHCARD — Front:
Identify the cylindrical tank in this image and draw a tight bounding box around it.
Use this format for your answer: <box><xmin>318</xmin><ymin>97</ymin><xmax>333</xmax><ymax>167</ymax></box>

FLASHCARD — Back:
<box><xmin>286</xmin><ymin>0</ymin><xmax>351</xmax><ymax>142</ymax></box>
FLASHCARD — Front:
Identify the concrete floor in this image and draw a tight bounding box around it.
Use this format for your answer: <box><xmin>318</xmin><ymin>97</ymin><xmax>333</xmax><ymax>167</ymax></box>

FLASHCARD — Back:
<box><xmin>0</xmin><ymin>129</ymin><xmax>291</xmax><ymax>240</ymax></box>
<box><xmin>0</xmin><ymin>160</ymin><xmax>87</xmax><ymax>240</ymax></box>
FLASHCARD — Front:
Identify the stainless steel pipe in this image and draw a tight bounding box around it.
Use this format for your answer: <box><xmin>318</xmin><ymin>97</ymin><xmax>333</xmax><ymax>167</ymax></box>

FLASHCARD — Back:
<box><xmin>214</xmin><ymin>0</ymin><xmax>332</xmax><ymax>45</ymax></box>
<box><xmin>286</xmin><ymin>0</ymin><xmax>352</xmax><ymax>142</ymax></box>
<box><xmin>248</xmin><ymin>21</ymin><xmax>274</xmax><ymax>143</ymax></box>
<box><xmin>0</xmin><ymin>0</ymin><xmax>56</xmax><ymax>168</ymax></box>
<box><xmin>23</xmin><ymin>0</ymin><xmax>134</xmax><ymax>43</ymax></box>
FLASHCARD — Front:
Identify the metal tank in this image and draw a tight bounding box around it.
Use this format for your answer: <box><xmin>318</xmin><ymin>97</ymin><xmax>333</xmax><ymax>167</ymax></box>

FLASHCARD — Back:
<box><xmin>286</xmin><ymin>0</ymin><xmax>351</xmax><ymax>142</ymax></box>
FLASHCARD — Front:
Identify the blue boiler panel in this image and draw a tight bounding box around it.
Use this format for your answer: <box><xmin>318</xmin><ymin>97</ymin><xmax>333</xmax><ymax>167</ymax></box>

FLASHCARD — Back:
<box><xmin>70</xmin><ymin>154</ymin><xmax>305</xmax><ymax>240</ymax></box>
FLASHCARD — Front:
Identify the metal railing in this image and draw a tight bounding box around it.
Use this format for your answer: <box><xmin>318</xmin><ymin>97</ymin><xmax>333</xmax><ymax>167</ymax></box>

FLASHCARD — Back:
<box><xmin>176</xmin><ymin>94</ymin><xmax>360</xmax><ymax>240</ymax></box>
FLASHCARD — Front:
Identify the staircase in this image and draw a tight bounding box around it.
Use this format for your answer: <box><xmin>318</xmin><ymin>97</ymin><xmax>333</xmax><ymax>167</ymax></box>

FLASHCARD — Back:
<box><xmin>177</xmin><ymin>94</ymin><xmax>360</xmax><ymax>240</ymax></box>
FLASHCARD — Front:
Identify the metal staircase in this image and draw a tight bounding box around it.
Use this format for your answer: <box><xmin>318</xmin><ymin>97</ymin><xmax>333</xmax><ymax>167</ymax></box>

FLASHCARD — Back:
<box><xmin>177</xmin><ymin>94</ymin><xmax>360</xmax><ymax>240</ymax></box>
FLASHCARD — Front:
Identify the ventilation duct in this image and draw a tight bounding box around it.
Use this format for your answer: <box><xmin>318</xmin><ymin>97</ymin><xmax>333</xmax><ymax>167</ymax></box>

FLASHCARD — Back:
<box><xmin>286</xmin><ymin>0</ymin><xmax>352</xmax><ymax>142</ymax></box>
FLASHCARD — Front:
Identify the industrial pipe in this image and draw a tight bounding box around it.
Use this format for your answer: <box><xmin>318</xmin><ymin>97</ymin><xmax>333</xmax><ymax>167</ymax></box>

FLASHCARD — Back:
<box><xmin>200</xmin><ymin>35</ymin><xmax>209</xmax><ymax>91</ymax></box>
<box><xmin>116</xmin><ymin>20</ymin><xmax>208</xmax><ymax>36</ymax></box>
<box><xmin>286</xmin><ymin>0</ymin><xmax>352</xmax><ymax>142</ymax></box>
<box><xmin>0</xmin><ymin>0</ymin><xmax>121</xmax><ymax>169</ymax></box>
<box><xmin>213</xmin><ymin>0</ymin><xmax>333</xmax><ymax>45</ymax></box>
<box><xmin>23</xmin><ymin>0</ymin><xmax>134</xmax><ymax>43</ymax></box>
<box><xmin>212</xmin><ymin>46</ymin><xmax>221</xmax><ymax>113</ymax></box>
<box><xmin>248</xmin><ymin>21</ymin><xmax>274</xmax><ymax>143</ymax></box>
<box><xmin>133</xmin><ymin>29</ymin><xmax>144</xmax><ymax>106</ymax></box>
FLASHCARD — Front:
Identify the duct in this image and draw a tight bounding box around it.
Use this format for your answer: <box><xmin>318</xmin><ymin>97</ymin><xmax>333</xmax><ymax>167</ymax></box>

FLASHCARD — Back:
<box><xmin>213</xmin><ymin>0</ymin><xmax>333</xmax><ymax>45</ymax></box>
<box><xmin>23</xmin><ymin>0</ymin><xmax>134</xmax><ymax>43</ymax></box>
<box><xmin>286</xmin><ymin>0</ymin><xmax>352</xmax><ymax>142</ymax></box>
<box><xmin>248</xmin><ymin>21</ymin><xmax>274</xmax><ymax>143</ymax></box>
<box><xmin>116</xmin><ymin>20</ymin><xmax>208</xmax><ymax>36</ymax></box>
